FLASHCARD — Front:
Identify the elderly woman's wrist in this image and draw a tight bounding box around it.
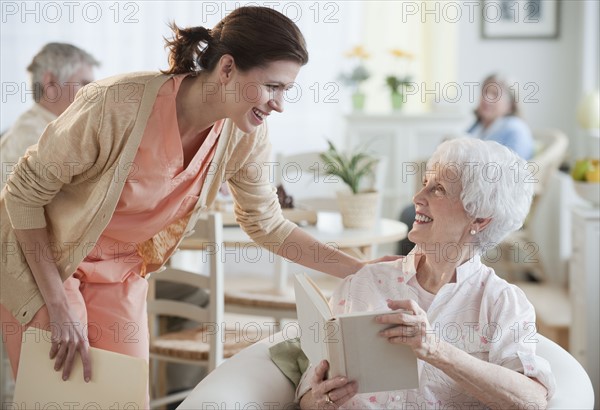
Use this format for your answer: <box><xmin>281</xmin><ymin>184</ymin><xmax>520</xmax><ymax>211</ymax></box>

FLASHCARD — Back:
<box><xmin>423</xmin><ymin>338</ymin><xmax>450</xmax><ymax>366</ymax></box>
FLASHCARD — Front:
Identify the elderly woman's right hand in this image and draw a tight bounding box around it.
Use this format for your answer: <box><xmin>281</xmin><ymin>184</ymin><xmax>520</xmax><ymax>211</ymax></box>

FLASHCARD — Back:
<box><xmin>304</xmin><ymin>360</ymin><xmax>357</xmax><ymax>409</ymax></box>
<box><xmin>47</xmin><ymin>303</ymin><xmax>92</xmax><ymax>382</ymax></box>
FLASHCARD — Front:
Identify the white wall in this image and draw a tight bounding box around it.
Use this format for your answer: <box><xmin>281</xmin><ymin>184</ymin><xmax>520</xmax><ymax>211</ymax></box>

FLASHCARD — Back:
<box><xmin>0</xmin><ymin>1</ymin><xmax>363</xmax><ymax>156</ymax></box>
<box><xmin>457</xmin><ymin>0</ymin><xmax>589</xmax><ymax>160</ymax></box>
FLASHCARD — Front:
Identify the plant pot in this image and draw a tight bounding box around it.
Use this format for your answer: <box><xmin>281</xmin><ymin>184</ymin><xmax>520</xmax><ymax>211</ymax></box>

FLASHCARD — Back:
<box><xmin>352</xmin><ymin>92</ymin><xmax>366</xmax><ymax>111</ymax></box>
<box><xmin>391</xmin><ymin>92</ymin><xmax>404</xmax><ymax>111</ymax></box>
<box><xmin>336</xmin><ymin>191</ymin><xmax>379</xmax><ymax>229</ymax></box>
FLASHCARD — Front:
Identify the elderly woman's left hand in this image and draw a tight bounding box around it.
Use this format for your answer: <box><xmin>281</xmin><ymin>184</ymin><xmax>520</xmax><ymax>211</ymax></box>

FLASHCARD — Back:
<box><xmin>376</xmin><ymin>299</ymin><xmax>441</xmax><ymax>361</ymax></box>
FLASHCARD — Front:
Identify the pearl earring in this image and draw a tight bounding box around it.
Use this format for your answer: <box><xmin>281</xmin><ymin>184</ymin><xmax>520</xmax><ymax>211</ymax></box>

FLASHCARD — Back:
<box><xmin>470</xmin><ymin>229</ymin><xmax>477</xmax><ymax>235</ymax></box>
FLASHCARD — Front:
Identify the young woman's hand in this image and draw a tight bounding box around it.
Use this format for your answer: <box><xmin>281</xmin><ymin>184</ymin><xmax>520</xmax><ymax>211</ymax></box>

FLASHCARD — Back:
<box><xmin>46</xmin><ymin>303</ymin><xmax>92</xmax><ymax>382</ymax></box>
<box><xmin>365</xmin><ymin>255</ymin><xmax>403</xmax><ymax>265</ymax></box>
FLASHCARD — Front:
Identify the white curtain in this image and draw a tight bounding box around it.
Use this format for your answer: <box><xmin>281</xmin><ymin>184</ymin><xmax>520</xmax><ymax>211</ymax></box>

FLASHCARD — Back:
<box><xmin>361</xmin><ymin>0</ymin><xmax>458</xmax><ymax>113</ymax></box>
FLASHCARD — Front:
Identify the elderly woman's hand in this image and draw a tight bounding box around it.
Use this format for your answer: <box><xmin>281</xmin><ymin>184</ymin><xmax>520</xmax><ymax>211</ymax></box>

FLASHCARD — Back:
<box><xmin>305</xmin><ymin>360</ymin><xmax>357</xmax><ymax>409</ymax></box>
<box><xmin>376</xmin><ymin>299</ymin><xmax>441</xmax><ymax>361</ymax></box>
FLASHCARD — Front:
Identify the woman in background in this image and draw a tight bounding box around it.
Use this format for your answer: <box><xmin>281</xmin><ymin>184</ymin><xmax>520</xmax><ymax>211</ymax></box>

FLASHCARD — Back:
<box><xmin>467</xmin><ymin>73</ymin><xmax>534</xmax><ymax>161</ymax></box>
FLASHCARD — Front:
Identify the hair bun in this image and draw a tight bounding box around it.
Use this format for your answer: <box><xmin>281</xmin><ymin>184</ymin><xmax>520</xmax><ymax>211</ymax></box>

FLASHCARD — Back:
<box><xmin>187</xmin><ymin>26</ymin><xmax>212</xmax><ymax>44</ymax></box>
<box><xmin>174</xmin><ymin>25</ymin><xmax>212</xmax><ymax>47</ymax></box>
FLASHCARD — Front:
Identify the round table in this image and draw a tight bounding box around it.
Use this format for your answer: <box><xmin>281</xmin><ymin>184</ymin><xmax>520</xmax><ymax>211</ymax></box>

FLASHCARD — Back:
<box><xmin>181</xmin><ymin>212</ymin><xmax>407</xmax><ymax>293</ymax></box>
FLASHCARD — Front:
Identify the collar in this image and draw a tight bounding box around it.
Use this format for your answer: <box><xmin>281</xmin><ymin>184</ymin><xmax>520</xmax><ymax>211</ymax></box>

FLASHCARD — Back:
<box><xmin>401</xmin><ymin>249</ymin><xmax>482</xmax><ymax>286</ymax></box>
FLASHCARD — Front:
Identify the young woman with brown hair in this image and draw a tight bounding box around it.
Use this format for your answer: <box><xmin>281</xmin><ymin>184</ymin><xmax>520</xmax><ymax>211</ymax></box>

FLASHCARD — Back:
<box><xmin>1</xmin><ymin>6</ymin><xmax>389</xmax><ymax>402</ymax></box>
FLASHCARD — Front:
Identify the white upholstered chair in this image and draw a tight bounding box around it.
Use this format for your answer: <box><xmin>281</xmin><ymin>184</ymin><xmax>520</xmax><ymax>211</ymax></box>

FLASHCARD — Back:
<box><xmin>178</xmin><ymin>330</ymin><xmax>595</xmax><ymax>410</ymax></box>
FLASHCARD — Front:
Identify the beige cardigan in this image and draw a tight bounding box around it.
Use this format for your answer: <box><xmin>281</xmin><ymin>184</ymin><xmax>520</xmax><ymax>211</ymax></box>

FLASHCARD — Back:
<box><xmin>0</xmin><ymin>72</ymin><xmax>295</xmax><ymax>324</ymax></box>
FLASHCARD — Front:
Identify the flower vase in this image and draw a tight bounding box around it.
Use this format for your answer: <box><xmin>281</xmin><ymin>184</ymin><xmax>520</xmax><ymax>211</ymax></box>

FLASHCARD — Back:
<box><xmin>391</xmin><ymin>92</ymin><xmax>404</xmax><ymax>111</ymax></box>
<box><xmin>352</xmin><ymin>92</ymin><xmax>366</xmax><ymax>111</ymax></box>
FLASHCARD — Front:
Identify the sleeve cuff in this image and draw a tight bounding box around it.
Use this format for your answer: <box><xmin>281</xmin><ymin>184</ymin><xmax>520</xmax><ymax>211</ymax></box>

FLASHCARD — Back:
<box><xmin>4</xmin><ymin>200</ymin><xmax>46</xmax><ymax>229</ymax></box>
<box><xmin>295</xmin><ymin>364</ymin><xmax>315</xmax><ymax>404</ymax></box>
<box><xmin>517</xmin><ymin>351</ymin><xmax>557</xmax><ymax>399</ymax></box>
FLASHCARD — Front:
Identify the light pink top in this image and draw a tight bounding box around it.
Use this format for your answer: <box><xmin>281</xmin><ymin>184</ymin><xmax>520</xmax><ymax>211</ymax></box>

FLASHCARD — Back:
<box><xmin>78</xmin><ymin>75</ymin><xmax>223</xmax><ymax>282</ymax></box>
<box><xmin>297</xmin><ymin>251</ymin><xmax>556</xmax><ymax>408</ymax></box>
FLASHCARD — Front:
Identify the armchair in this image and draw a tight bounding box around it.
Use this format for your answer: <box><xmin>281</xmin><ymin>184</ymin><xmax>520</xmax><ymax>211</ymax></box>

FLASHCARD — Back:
<box><xmin>178</xmin><ymin>329</ymin><xmax>595</xmax><ymax>410</ymax></box>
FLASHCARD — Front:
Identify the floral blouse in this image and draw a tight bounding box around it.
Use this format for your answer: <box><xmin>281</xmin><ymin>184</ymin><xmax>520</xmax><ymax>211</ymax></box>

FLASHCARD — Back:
<box><xmin>296</xmin><ymin>251</ymin><xmax>556</xmax><ymax>409</ymax></box>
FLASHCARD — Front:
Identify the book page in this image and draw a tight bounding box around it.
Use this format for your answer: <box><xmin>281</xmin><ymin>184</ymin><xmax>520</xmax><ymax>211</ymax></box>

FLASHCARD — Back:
<box><xmin>12</xmin><ymin>328</ymin><xmax>147</xmax><ymax>408</ymax></box>
<box><xmin>294</xmin><ymin>273</ymin><xmax>419</xmax><ymax>394</ymax></box>
<box><xmin>338</xmin><ymin>312</ymin><xmax>419</xmax><ymax>393</ymax></box>
<box><xmin>294</xmin><ymin>273</ymin><xmax>332</xmax><ymax>367</ymax></box>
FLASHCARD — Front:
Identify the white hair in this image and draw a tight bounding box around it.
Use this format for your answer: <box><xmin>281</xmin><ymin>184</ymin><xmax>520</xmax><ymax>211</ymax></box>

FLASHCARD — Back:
<box><xmin>427</xmin><ymin>137</ymin><xmax>534</xmax><ymax>253</ymax></box>
<box><xmin>27</xmin><ymin>43</ymin><xmax>100</xmax><ymax>99</ymax></box>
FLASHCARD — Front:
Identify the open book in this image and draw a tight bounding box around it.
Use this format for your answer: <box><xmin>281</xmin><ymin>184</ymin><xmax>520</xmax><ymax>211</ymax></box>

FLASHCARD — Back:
<box><xmin>12</xmin><ymin>328</ymin><xmax>147</xmax><ymax>408</ymax></box>
<box><xmin>294</xmin><ymin>273</ymin><xmax>419</xmax><ymax>393</ymax></box>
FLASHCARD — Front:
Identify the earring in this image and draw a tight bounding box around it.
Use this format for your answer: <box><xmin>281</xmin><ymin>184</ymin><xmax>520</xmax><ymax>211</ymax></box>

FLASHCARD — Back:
<box><xmin>470</xmin><ymin>229</ymin><xmax>477</xmax><ymax>235</ymax></box>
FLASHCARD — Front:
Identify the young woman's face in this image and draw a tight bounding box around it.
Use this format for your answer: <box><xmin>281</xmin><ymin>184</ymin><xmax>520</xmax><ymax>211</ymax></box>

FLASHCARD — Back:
<box><xmin>476</xmin><ymin>80</ymin><xmax>512</xmax><ymax>124</ymax></box>
<box><xmin>408</xmin><ymin>164</ymin><xmax>473</xmax><ymax>250</ymax></box>
<box><xmin>225</xmin><ymin>60</ymin><xmax>301</xmax><ymax>133</ymax></box>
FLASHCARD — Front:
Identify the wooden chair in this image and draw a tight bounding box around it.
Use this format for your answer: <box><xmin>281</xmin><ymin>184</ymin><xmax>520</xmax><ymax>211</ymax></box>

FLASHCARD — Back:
<box><xmin>147</xmin><ymin>213</ymin><xmax>262</xmax><ymax>408</ymax></box>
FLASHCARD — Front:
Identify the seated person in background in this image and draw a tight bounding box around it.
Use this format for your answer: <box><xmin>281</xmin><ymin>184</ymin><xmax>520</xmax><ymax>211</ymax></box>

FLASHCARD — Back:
<box><xmin>467</xmin><ymin>73</ymin><xmax>534</xmax><ymax>161</ymax></box>
<box><xmin>297</xmin><ymin>138</ymin><xmax>555</xmax><ymax>409</ymax></box>
<box><xmin>398</xmin><ymin>73</ymin><xmax>534</xmax><ymax>255</ymax></box>
<box><xmin>0</xmin><ymin>43</ymin><xmax>99</xmax><ymax>185</ymax></box>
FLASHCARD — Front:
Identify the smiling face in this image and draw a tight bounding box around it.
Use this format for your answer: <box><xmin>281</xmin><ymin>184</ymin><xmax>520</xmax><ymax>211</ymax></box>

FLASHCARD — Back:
<box><xmin>408</xmin><ymin>163</ymin><xmax>474</xmax><ymax>250</ymax></box>
<box><xmin>222</xmin><ymin>59</ymin><xmax>301</xmax><ymax>133</ymax></box>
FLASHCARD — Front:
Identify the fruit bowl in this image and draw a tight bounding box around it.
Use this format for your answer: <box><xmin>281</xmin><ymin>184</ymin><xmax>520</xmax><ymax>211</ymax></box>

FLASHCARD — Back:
<box><xmin>574</xmin><ymin>181</ymin><xmax>600</xmax><ymax>206</ymax></box>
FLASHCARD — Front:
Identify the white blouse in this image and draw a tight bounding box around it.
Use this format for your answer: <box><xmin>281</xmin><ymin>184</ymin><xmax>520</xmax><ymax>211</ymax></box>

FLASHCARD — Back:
<box><xmin>296</xmin><ymin>251</ymin><xmax>556</xmax><ymax>409</ymax></box>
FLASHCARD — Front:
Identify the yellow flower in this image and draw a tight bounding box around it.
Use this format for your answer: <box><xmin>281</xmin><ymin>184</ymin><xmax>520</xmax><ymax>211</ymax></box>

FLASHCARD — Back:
<box><xmin>345</xmin><ymin>45</ymin><xmax>370</xmax><ymax>60</ymax></box>
<box><xmin>390</xmin><ymin>48</ymin><xmax>415</xmax><ymax>59</ymax></box>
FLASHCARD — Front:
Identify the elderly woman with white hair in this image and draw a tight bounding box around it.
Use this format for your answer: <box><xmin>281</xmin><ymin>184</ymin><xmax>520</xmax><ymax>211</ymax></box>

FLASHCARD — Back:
<box><xmin>297</xmin><ymin>138</ymin><xmax>555</xmax><ymax>409</ymax></box>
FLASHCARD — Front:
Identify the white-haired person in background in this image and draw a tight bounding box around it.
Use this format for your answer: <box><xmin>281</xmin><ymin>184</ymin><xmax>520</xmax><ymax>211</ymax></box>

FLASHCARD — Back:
<box><xmin>0</xmin><ymin>42</ymin><xmax>99</xmax><ymax>185</ymax></box>
<box><xmin>297</xmin><ymin>138</ymin><xmax>555</xmax><ymax>409</ymax></box>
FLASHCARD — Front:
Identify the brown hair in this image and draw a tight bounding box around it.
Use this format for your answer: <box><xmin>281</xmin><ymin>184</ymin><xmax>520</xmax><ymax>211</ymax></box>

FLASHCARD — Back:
<box><xmin>162</xmin><ymin>6</ymin><xmax>308</xmax><ymax>75</ymax></box>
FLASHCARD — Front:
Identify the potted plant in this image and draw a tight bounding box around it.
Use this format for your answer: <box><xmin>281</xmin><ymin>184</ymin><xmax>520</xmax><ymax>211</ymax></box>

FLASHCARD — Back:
<box><xmin>339</xmin><ymin>45</ymin><xmax>371</xmax><ymax>111</ymax></box>
<box><xmin>385</xmin><ymin>48</ymin><xmax>414</xmax><ymax>111</ymax></box>
<box><xmin>319</xmin><ymin>140</ymin><xmax>380</xmax><ymax>228</ymax></box>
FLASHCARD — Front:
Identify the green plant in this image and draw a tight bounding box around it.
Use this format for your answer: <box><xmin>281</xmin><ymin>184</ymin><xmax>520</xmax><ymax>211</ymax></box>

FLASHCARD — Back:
<box><xmin>319</xmin><ymin>140</ymin><xmax>379</xmax><ymax>194</ymax></box>
<box><xmin>386</xmin><ymin>48</ymin><xmax>414</xmax><ymax>97</ymax></box>
<box><xmin>339</xmin><ymin>65</ymin><xmax>370</xmax><ymax>89</ymax></box>
<box><xmin>385</xmin><ymin>75</ymin><xmax>412</xmax><ymax>95</ymax></box>
<box><xmin>339</xmin><ymin>45</ymin><xmax>371</xmax><ymax>93</ymax></box>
